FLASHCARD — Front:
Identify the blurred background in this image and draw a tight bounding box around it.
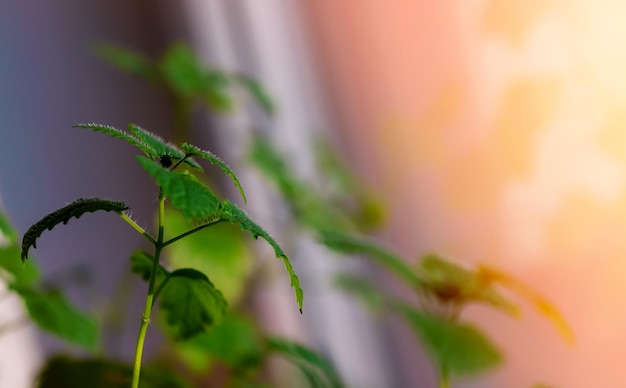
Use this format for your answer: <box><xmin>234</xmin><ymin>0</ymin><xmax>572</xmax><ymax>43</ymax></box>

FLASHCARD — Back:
<box><xmin>2</xmin><ymin>0</ymin><xmax>626</xmax><ymax>387</ymax></box>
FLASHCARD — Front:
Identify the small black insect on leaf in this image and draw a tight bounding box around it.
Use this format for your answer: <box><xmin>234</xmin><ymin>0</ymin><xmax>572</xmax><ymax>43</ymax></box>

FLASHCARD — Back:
<box><xmin>159</xmin><ymin>155</ymin><xmax>173</xmax><ymax>168</ymax></box>
<box><xmin>21</xmin><ymin>198</ymin><xmax>128</xmax><ymax>262</ymax></box>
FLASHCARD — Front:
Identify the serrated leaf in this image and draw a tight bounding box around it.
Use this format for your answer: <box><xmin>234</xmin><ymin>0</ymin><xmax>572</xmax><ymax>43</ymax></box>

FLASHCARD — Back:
<box><xmin>318</xmin><ymin>231</ymin><xmax>421</xmax><ymax>288</ymax></box>
<box><xmin>10</xmin><ymin>285</ymin><xmax>99</xmax><ymax>350</ymax></box>
<box><xmin>128</xmin><ymin>123</ymin><xmax>201</xmax><ymax>170</ymax></box>
<box><xmin>37</xmin><ymin>355</ymin><xmax>190</xmax><ymax>388</ymax></box>
<box><xmin>21</xmin><ymin>198</ymin><xmax>128</xmax><ymax>262</ymax></box>
<box><xmin>267</xmin><ymin>337</ymin><xmax>343</xmax><ymax>388</ymax></box>
<box><xmin>74</xmin><ymin>123</ymin><xmax>154</xmax><ymax>156</ymax></box>
<box><xmin>160</xmin><ymin>268</ymin><xmax>227</xmax><ymax>340</ymax></box>
<box><xmin>217</xmin><ymin>200</ymin><xmax>303</xmax><ymax>312</ymax></box>
<box><xmin>233</xmin><ymin>74</ymin><xmax>275</xmax><ymax>116</ymax></box>
<box><xmin>181</xmin><ymin>142</ymin><xmax>246</xmax><ymax>203</ymax></box>
<box><xmin>395</xmin><ymin>304</ymin><xmax>502</xmax><ymax>377</ymax></box>
<box><xmin>137</xmin><ymin>156</ymin><xmax>220</xmax><ymax>219</ymax></box>
<box><xmin>129</xmin><ymin>250</ymin><xmax>168</xmax><ymax>283</ymax></box>
<box><xmin>95</xmin><ymin>43</ymin><xmax>159</xmax><ymax>83</ymax></box>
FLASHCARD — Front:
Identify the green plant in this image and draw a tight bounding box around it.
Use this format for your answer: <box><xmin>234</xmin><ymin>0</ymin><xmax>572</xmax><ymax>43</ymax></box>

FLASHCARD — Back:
<box><xmin>19</xmin><ymin>123</ymin><xmax>304</xmax><ymax>387</ymax></box>
<box><xmin>250</xmin><ymin>137</ymin><xmax>574</xmax><ymax>387</ymax></box>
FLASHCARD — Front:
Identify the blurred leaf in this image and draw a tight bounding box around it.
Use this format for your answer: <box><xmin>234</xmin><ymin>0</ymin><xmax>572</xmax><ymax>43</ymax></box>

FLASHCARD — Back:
<box><xmin>181</xmin><ymin>142</ymin><xmax>246</xmax><ymax>203</ymax></box>
<box><xmin>175</xmin><ymin>314</ymin><xmax>264</xmax><ymax>372</ymax></box>
<box><xmin>37</xmin><ymin>355</ymin><xmax>189</xmax><ymax>388</ymax></box>
<box><xmin>477</xmin><ymin>265</ymin><xmax>575</xmax><ymax>344</ymax></box>
<box><xmin>159</xmin><ymin>44</ymin><xmax>233</xmax><ymax>112</ymax></box>
<box><xmin>395</xmin><ymin>304</ymin><xmax>502</xmax><ymax>377</ymax></box>
<box><xmin>129</xmin><ymin>250</ymin><xmax>168</xmax><ymax>283</ymax></box>
<box><xmin>267</xmin><ymin>337</ymin><xmax>343</xmax><ymax>388</ymax></box>
<box><xmin>160</xmin><ymin>268</ymin><xmax>227</xmax><ymax>340</ymax></box>
<box><xmin>10</xmin><ymin>285</ymin><xmax>99</xmax><ymax>350</ymax></box>
<box><xmin>21</xmin><ymin>198</ymin><xmax>128</xmax><ymax>261</ymax></box>
<box><xmin>217</xmin><ymin>200</ymin><xmax>303</xmax><ymax>312</ymax></box>
<box><xmin>137</xmin><ymin>156</ymin><xmax>220</xmax><ymax>220</ymax></box>
<box><xmin>164</xmin><ymin>210</ymin><xmax>252</xmax><ymax>303</ymax></box>
<box><xmin>0</xmin><ymin>211</ymin><xmax>18</xmax><ymax>245</ymax></box>
<box><xmin>319</xmin><ymin>231</ymin><xmax>421</xmax><ymax>288</ymax></box>
<box><xmin>333</xmin><ymin>273</ymin><xmax>385</xmax><ymax>313</ymax></box>
<box><xmin>0</xmin><ymin>212</ymin><xmax>39</xmax><ymax>284</ymax></box>
<box><xmin>233</xmin><ymin>75</ymin><xmax>275</xmax><ymax>116</ymax></box>
<box><xmin>416</xmin><ymin>254</ymin><xmax>520</xmax><ymax>318</ymax></box>
<box><xmin>95</xmin><ymin>43</ymin><xmax>159</xmax><ymax>82</ymax></box>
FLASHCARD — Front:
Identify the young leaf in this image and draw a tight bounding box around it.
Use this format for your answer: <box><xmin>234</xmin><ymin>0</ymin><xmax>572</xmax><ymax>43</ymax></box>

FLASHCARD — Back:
<box><xmin>318</xmin><ymin>231</ymin><xmax>421</xmax><ymax>288</ymax></box>
<box><xmin>129</xmin><ymin>250</ymin><xmax>168</xmax><ymax>283</ymax></box>
<box><xmin>10</xmin><ymin>285</ymin><xmax>99</xmax><ymax>350</ymax></box>
<box><xmin>233</xmin><ymin>74</ymin><xmax>275</xmax><ymax>116</ymax></box>
<box><xmin>181</xmin><ymin>142</ymin><xmax>247</xmax><ymax>203</ymax></box>
<box><xmin>416</xmin><ymin>254</ymin><xmax>520</xmax><ymax>318</ymax></box>
<box><xmin>217</xmin><ymin>200</ymin><xmax>303</xmax><ymax>312</ymax></box>
<box><xmin>159</xmin><ymin>268</ymin><xmax>228</xmax><ymax>340</ymax></box>
<box><xmin>37</xmin><ymin>355</ymin><xmax>190</xmax><ymax>388</ymax></box>
<box><xmin>267</xmin><ymin>337</ymin><xmax>343</xmax><ymax>388</ymax></box>
<box><xmin>137</xmin><ymin>156</ymin><xmax>220</xmax><ymax>219</ymax></box>
<box><xmin>128</xmin><ymin>123</ymin><xmax>201</xmax><ymax>170</ymax></box>
<box><xmin>95</xmin><ymin>43</ymin><xmax>159</xmax><ymax>83</ymax></box>
<box><xmin>74</xmin><ymin>123</ymin><xmax>152</xmax><ymax>156</ymax></box>
<box><xmin>21</xmin><ymin>198</ymin><xmax>128</xmax><ymax>262</ymax></box>
<box><xmin>394</xmin><ymin>303</ymin><xmax>502</xmax><ymax>377</ymax></box>
<box><xmin>476</xmin><ymin>265</ymin><xmax>575</xmax><ymax>344</ymax></box>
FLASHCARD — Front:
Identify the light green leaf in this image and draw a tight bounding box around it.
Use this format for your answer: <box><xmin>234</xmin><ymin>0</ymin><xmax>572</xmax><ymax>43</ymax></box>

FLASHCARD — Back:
<box><xmin>395</xmin><ymin>304</ymin><xmax>502</xmax><ymax>377</ymax></box>
<box><xmin>233</xmin><ymin>74</ymin><xmax>275</xmax><ymax>116</ymax></box>
<box><xmin>0</xmin><ymin>212</ymin><xmax>39</xmax><ymax>284</ymax></box>
<box><xmin>0</xmin><ymin>211</ymin><xmax>18</xmax><ymax>245</ymax></box>
<box><xmin>137</xmin><ymin>156</ymin><xmax>220</xmax><ymax>219</ymax></box>
<box><xmin>36</xmin><ymin>355</ymin><xmax>190</xmax><ymax>388</ymax></box>
<box><xmin>21</xmin><ymin>198</ymin><xmax>128</xmax><ymax>262</ymax></box>
<box><xmin>129</xmin><ymin>250</ymin><xmax>168</xmax><ymax>284</ymax></box>
<box><xmin>74</xmin><ymin>123</ymin><xmax>154</xmax><ymax>156</ymax></box>
<box><xmin>174</xmin><ymin>314</ymin><xmax>263</xmax><ymax>372</ymax></box>
<box><xmin>164</xmin><ymin>210</ymin><xmax>252</xmax><ymax>303</ymax></box>
<box><xmin>319</xmin><ymin>231</ymin><xmax>421</xmax><ymax>288</ymax></box>
<box><xmin>159</xmin><ymin>268</ymin><xmax>228</xmax><ymax>340</ymax></box>
<box><xmin>217</xmin><ymin>200</ymin><xmax>303</xmax><ymax>312</ymax></box>
<box><xmin>181</xmin><ymin>143</ymin><xmax>246</xmax><ymax>203</ymax></box>
<box><xmin>95</xmin><ymin>43</ymin><xmax>159</xmax><ymax>83</ymax></box>
<box><xmin>10</xmin><ymin>285</ymin><xmax>99</xmax><ymax>350</ymax></box>
<box><xmin>267</xmin><ymin>337</ymin><xmax>343</xmax><ymax>388</ymax></box>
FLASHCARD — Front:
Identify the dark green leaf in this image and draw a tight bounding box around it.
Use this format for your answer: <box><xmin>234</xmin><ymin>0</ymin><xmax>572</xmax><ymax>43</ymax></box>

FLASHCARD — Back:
<box><xmin>160</xmin><ymin>268</ymin><xmax>227</xmax><ymax>340</ymax></box>
<box><xmin>233</xmin><ymin>74</ymin><xmax>275</xmax><ymax>116</ymax></box>
<box><xmin>74</xmin><ymin>123</ymin><xmax>153</xmax><ymax>156</ymax></box>
<box><xmin>37</xmin><ymin>355</ymin><xmax>190</xmax><ymax>388</ymax></box>
<box><xmin>10</xmin><ymin>285</ymin><xmax>99</xmax><ymax>350</ymax></box>
<box><xmin>129</xmin><ymin>250</ymin><xmax>168</xmax><ymax>283</ymax></box>
<box><xmin>137</xmin><ymin>156</ymin><xmax>220</xmax><ymax>219</ymax></box>
<box><xmin>395</xmin><ymin>304</ymin><xmax>502</xmax><ymax>377</ymax></box>
<box><xmin>181</xmin><ymin>142</ymin><xmax>247</xmax><ymax>203</ymax></box>
<box><xmin>21</xmin><ymin>198</ymin><xmax>128</xmax><ymax>262</ymax></box>
<box><xmin>95</xmin><ymin>43</ymin><xmax>159</xmax><ymax>82</ymax></box>
<box><xmin>318</xmin><ymin>231</ymin><xmax>421</xmax><ymax>288</ymax></box>
<box><xmin>267</xmin><ymin>337</ymin><xmax>343</xmax><ymax>388</ymax></box>
<box><xmin>218</xmin><ymin>200</ymin><xmax>303</xmax><ymax>312</ymax></box>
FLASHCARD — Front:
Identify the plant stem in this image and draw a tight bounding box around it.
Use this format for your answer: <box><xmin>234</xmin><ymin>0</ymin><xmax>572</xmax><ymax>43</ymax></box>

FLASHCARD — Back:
<box><xmin>438</xmin><ymin>365</ymin><xmax>450</xmax><ymax>388</ymax></box>
<box><xmin>131</xmin><ymin>190</ymin><xmax>165</xmax><ymax>388</ymax></box>
<box><xmin>162</xmin><ymin>218</ymin><xmax>223</xmax><ymax>247</ymax></box>
<box><xmin>119</xmin><ymin>212</ymin><xmax>156</xmax><ymax>245</ymax></box>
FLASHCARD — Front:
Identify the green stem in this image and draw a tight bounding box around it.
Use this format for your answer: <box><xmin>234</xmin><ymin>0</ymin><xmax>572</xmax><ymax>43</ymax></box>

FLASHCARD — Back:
<box><xmin>131</xmin><ymin>190</ymin><xmax>165</xmax><ymax>388</ymax></box>
<box><xmin>162</xmin><ymin>218</ymin><xmax>223</xmax><ymax>247</ymax></box>
<box><xmin>119</xmin><ymin>212</ymin><xmax>156</xmax><ymax>245</ymax></box>
<box><xmin>438</xmin><ymin>365</ymin><xmax>450</xmax><ymax>388</ymax></box>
